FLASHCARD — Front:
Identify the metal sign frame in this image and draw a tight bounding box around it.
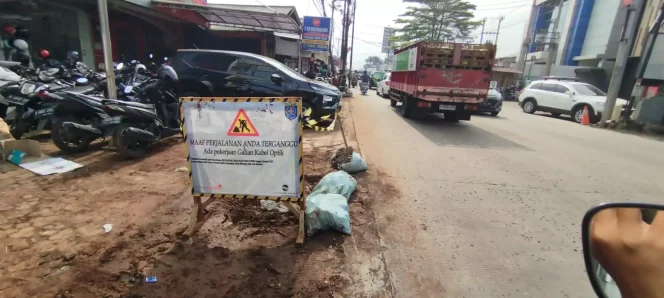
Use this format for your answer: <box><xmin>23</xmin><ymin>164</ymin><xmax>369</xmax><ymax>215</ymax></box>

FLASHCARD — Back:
<box><xmin>178</xmin><ymin>97</ymin><xmax>306</xmax><ymax>244</ymax></box>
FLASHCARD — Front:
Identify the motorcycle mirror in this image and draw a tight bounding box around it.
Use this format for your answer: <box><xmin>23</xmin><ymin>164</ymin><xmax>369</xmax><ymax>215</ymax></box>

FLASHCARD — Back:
<box><xmin>124</xmin><ymin>85</ymin><xmax>133</xmax><ymax>94</ymax></box>
<box><xmin>149</xmin><ymin>53</ymin><xmax>153</xmax><ymax>59</ymax></box>
<box><xmin>76</xmin><ymin>78</ymin><xmax>89</xmax><ymax>84</ymax></box>
<box><xmin>582</xmin><ymin>203</ymin><xmax>664</xmax><ymax>298</ymax></box>
<box><xmin>116</xmin><ymin>63</ymin><xmax>124</xmax><ymax>70</ymax></box>
<box><xmin>163</xmin><ymin>57</ymin><xmax>168</xmax><ymax>61</ymax></box>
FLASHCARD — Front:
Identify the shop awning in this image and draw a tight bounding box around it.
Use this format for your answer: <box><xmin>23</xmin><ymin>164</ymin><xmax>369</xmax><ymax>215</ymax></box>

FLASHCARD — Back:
<box><xmin>152</xmin><ymin>0</ymin><xmax>301</xmax><ymax>34</ymax></box>
<box><xmin>493</xmin><ymin>67</ymin><xmax>522</xmax><ymax>74</ymax></box>
<box><xmin>274</xmin><ymin>31</ymin><xmax>301</xmax><ymax>40</ymax></box>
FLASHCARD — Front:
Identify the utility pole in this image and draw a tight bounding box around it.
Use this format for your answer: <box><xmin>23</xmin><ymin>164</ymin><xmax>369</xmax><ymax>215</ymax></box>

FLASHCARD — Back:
<box><xmin>479</xmin><ymin>18</ymin><xmax>487</xmax><ymax>44</ymax></box>
<box><xmin>495</xmin><ymin>16</ymin><xmax>504</xmax><ymax>45</ymax></box>
<box><xmin>328</xmin><ymin>0</ymin><xmax>335</xmax><ymax>75</ymax></box>
<box><xmin>517</xmin><ymin>0</ymin><xmax>538</xmax><ymax>85</ymax></box>
<box><xmin>97</xmin><ymin>0</ymin><xmax>117</xmax><ymax>99</ymax></box>
<box><xmin>339</xmin><ymin>0</ymin><xmax>350</xmax><ymax>88</ymax></box>
<box><xmin>623</xmin><ymin>0</ymin><xmax>660</xmax><ymax>121</ymax></box>
<box><xmin>349</xmin><ymin>0</ymin><xmax>356</xmax><ymax>73</ymax></box>
<box><xmin>601</xmin><ymin>0</ymin><xmax>647</xmax><ymax>123</ymax></box>
<box><xmin>544</xmin><ymin>0</ymin><xmax>564</xmax><ymax>76</ymax></box>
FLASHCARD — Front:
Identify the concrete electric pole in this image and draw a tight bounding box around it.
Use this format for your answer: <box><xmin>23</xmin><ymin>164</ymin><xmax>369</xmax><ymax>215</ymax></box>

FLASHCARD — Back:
<box><xmin>517</xmin><ymin>0</ymin><xmax>538</xmax><ymax>84</ymax></box>
<box><xmin>349</xmin><ymin>0</ymin><xmax>356</xmax><ymax>73</ymax></box>
<box><xmin>495</xmin><ymin>17</ymin><xmax>504</xmax><ymax>45</ymax></box>
<box><xmin>601</xmin><ymin>0</ymin><xmax>646</xmax><ymax>124</ymax></box>
<box><xmin>98</xmin><ymin>0</ymin><xmax>117</xmax><ymax>99</ymax></box>
<box><xmin>479</xmin><ymin>18</ymin><xmax>487</xmax><ymax>44</ymax></box>
<box><xmin>627</xmin><ymin>1</ymin><xmax>663</xmax><ymax>121</ymax></box>
<box><xmin>544</xmin><ymin>0</ymin><xmax>564</xmax><ymax>76</ymax></box>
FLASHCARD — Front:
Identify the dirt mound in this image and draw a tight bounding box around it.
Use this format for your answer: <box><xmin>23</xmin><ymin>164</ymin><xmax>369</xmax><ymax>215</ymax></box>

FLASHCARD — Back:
<box><xmin>225</xmin><ymin>200</ymin><xmax>297</xmax><ymax>229</ymax></box>
<box><xmin>330</xmin><ymin>147</ymin><xmax>354</xmax><ymax>170</ymax></box>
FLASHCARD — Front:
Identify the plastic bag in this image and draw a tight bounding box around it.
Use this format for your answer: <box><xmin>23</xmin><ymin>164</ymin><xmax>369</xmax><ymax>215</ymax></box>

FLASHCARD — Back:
<box><xmin>311</xmin><ymin>170</ymin><xmax>357</xmax><ymax>199</ymax></box>
<box><xmin>338</xmin><ymin>152</ymin><xmax>368</xmax><ymax>174</ymax></box>
<box><xmin>305</xmin><ymin>193</ymin><xmax>351</xmax><ymax>237</ymax></box>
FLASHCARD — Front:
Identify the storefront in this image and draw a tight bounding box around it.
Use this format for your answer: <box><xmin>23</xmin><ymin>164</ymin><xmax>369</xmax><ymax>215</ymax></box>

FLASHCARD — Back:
<box><xmin>0</xmin><ymin>0</ymin><xmax>186</xmax><ymax>70</ymax></box>
<box><xmin>152</xmin><ymin>1</ymin><xmax>301</xmax><ymax>58</ymax></box>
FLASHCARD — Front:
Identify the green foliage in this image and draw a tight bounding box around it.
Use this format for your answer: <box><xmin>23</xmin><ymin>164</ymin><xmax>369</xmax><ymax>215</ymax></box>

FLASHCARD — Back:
<box><xmin>363</xmin><ymin>56</ymin><xmax>383</xmax><ymax>69</ymax></box>
<box><xmin>393</xmin><ymin>0</ymin><xmax>480</xmax><ymax>45</ymax></box>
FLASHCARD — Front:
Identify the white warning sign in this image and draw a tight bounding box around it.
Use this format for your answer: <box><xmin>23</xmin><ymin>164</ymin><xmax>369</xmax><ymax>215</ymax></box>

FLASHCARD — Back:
<box><xmin>181</xmin><ymin>98</ymin><xmax>302</xmax><ymax>199</ymax></box>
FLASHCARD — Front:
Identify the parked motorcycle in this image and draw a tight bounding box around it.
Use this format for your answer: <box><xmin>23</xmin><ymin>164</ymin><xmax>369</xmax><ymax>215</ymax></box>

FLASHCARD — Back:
<box><xmin>0</xmin><ymin>64</ymin><xmax>100</xmax><ymax>139</ymax></box>
<box><xmin>102</xmin><ymin>64</ymin><xmax>180</xmax><ymax>158</ymax></box>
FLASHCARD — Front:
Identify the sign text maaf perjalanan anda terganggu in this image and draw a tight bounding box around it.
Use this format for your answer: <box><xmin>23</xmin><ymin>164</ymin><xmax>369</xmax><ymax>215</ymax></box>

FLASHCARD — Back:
<box><xmin>188</xmin><ymin>139</ymin><xmax>299</xmax><ymax>158</ymax></box>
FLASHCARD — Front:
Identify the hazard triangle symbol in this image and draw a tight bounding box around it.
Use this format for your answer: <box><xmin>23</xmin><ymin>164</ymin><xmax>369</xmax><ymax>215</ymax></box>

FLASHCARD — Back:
<box><xmin>227</xmin><ymin>109</ymin><xmax>259</xmax><ymax>136</ymax></box>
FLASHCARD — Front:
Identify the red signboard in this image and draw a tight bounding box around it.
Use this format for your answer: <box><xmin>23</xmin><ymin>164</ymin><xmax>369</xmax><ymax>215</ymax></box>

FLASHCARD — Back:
<box><xmin>623</xmin><ymin>0</ymin><xmax>632</xmax><ymax>6</ymax></box>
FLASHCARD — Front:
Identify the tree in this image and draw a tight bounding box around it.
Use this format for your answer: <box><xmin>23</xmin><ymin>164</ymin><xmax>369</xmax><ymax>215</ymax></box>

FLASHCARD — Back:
<box><xmin>363</xmin><ymin>56</ymin><xmax>383</xmax><ymax>69</ymax></box>
<box><xmin>393</xmin><ymin>0</ymin><xmax>480</xmax><ymax>45</ymax></box>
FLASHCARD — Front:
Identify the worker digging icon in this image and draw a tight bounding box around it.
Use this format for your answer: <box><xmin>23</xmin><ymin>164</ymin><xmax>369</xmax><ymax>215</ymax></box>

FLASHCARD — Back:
<box><xmin>227</xmin><ymin>109</ymin><xmax>259</xmax><ymax>136</ymax></box>
<box><xmin>234</xmin><ymin>119</ymin><xmax>250</xmax><ymax>133</ymax></box>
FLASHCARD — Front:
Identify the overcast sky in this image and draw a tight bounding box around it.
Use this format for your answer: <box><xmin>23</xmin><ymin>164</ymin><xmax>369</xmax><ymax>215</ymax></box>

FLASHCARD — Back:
<box><xmin>209</xmin><ymin>0</ymin><xmax>533</xmax><ymax>68</ymax></box>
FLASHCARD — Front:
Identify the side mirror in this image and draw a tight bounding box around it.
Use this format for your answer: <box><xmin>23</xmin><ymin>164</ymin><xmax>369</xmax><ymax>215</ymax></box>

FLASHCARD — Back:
<box><xmin>565</xmin><ymin>91</ymin><xmax>575</xmax><ymax>96</ymax></box>
<box><xmin>582</xmin><ymin>203</ymin><xmax>664</xmax><ymax>298</ymax></box>
<box><xmin>116</xmin><ymin>63</ymin><xmax>124</xmax><ymax>70</ymax></box>
<box><xmin>149</xmin><ymin>53</ymin><xmax>153</xmax><ymax>59</ymax></box>
<box><xmin>271</xmin><ymin>73</ymin><xmax>283</xmax><ymax>83</ymax></box>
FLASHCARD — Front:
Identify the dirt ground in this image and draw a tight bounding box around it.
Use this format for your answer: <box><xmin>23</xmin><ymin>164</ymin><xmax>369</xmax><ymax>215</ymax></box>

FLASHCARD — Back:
<box><xmin>0</xmin><ymin>98</ymin><xmax>391</xmax><ymax>298</ymax></box>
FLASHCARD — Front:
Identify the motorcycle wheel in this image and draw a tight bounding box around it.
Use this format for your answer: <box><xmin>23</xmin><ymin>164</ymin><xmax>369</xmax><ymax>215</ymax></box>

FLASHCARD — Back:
<box><xmin>114</xmin><ymin>123</ymin><xmax>148</xmax><ymax>159</ymax></box>
<box><xmin>10</xmin><ymin>120</ymin><xmax>29</xmax><ymax>140</ymax></box>
<box><xmin>51</xmin><ymin>117</ymin><xmax>93</xmax><ymax>154</ymax></box>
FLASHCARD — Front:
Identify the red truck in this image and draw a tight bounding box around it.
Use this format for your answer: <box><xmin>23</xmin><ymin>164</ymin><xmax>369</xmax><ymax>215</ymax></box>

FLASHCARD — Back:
<box><xmin>389</xmin><ymin>41</ymin><xmax>496</xmax><ymax>121</ymax></box>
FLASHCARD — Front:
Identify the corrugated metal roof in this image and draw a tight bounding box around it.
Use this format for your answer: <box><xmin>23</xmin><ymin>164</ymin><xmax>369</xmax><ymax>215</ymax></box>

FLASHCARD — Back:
<box><xmin>153</xmin><ymin>0</ymin><xmax>301</xmax><ymax>33</ymax></box>
<box><xmin>207</xmin><ymin>4</ymin><xmax>295</xmax><ymax>16</ymax></box>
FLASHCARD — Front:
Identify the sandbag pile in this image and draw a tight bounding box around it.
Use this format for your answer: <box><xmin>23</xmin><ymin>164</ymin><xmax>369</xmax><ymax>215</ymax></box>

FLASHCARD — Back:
<box><xmin>305</xmin><ymin>147</ymin><xmax>368</xmax><ymax>237</ymax></box>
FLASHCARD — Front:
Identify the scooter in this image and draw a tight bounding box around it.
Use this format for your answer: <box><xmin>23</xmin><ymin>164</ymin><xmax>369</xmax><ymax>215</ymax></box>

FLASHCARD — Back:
<box><xmin>101</xmin><ymin>65</ymin><xmax>180</xmax><ymax>158</ymax></box>
<box><xmin>359</xmin><ymin>81</ymin><xmax>368</xmax><ymax>95</ymax></box>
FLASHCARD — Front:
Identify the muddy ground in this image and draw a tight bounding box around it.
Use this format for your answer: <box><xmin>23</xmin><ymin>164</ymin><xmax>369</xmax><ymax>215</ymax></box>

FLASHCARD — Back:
<box><xmin>0</xmin><ymin>99</ymin><xmax>392</xmax><ymax>298</ymax></box>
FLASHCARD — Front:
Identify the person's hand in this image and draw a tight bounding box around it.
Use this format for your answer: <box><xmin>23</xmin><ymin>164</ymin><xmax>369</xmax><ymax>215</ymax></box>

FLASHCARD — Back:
<box><xmin>590</xmin><ymin>208</ymin><xmax>664</xmax><ymax>298</ymax></box>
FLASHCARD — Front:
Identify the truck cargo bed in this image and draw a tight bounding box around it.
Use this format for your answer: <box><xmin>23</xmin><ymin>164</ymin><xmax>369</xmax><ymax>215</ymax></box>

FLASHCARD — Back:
<box><xmin>390</xmin><ymin>42</ymin><xmax>496</xmax><ymax>104</ymax></box>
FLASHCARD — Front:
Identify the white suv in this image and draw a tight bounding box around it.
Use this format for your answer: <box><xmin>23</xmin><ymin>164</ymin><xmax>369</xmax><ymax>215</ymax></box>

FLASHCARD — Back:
<box><xmin>518</xmin><ymin>79</ymin><xmax>627</xmax><ymax>123</ymax></box>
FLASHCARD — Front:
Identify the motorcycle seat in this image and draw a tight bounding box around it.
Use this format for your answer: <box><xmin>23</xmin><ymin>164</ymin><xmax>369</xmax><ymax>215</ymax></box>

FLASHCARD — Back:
<box><xmin>64</xmin><ymin>91</ymin><xmax>104</xmax><ymax>103</ymax></box>
<box><xmin>69</xmin><ymin>84</ymin><xmax>97</xmax><ymax>94</ymax></box>
<box><xmin>103</xmin><ymin>99</ymin><xmax>154</xmax><ymax>110</ymax></box>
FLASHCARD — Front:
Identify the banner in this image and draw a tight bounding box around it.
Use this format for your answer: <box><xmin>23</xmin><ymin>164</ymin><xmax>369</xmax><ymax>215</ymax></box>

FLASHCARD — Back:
<box><xmin>180</xmin><ymin>97</ymin><xmax>303</xmax><ymax>201</ymax></box>
<box><xmin>301</xmin><ymin>16</ymin><xmax>331</xmax><ymax>52</ymax></box>
<box><xmin>393</xmin><ymin>47</ymin><xmax>418</xmax><ymax>71</ymax></box>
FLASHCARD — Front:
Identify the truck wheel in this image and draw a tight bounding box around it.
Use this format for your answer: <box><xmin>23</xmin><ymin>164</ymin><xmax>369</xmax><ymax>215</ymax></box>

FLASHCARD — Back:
<box><xmin>401</xmin><ymin>95</ymin><xmax>415</xmax><ymax>118</ymax></box>
<box><xmin>390</xmin><ymin>98</ymin><xmax>397</xmax><ymax>107</ymax></box>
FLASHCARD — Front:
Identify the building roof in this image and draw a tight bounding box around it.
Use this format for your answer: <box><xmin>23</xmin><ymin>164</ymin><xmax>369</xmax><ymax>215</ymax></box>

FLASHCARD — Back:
<box><xmin>207</xmin><ymin>4</ymin><xmax>301</xmax><ymax>26</ymax></box>
<box><xmin>152</xmin><ymin>0</ymin><xmax>301</xmax><ymax>33</ymax></box>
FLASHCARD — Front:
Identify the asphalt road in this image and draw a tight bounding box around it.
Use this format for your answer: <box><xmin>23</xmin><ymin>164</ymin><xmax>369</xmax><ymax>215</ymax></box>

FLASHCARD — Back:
<box><xmin>349</xmin><ymin>90</ymin><xmax>664</xmax><ymax>298</ymax></box>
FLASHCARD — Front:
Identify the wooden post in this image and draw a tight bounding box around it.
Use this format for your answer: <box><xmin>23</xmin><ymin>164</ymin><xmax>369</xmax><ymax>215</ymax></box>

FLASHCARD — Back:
<box><xmin>296</xmin><ymin>200</ymin><xmax>306</xmax><ymax>245</ymax></box>
<box><xmin>184</xmin><ymin>196</ymin><xmax>213</xmax><ymax>237</ymax></box>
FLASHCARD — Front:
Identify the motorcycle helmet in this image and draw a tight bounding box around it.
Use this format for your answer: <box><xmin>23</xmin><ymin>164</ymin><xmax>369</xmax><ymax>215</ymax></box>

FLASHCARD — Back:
<box><xmin>14</xmin><ymin>26</ymin><xmax>29</xmax><ymax>40</ymax></box>
<box><xmin>135</xmin><ymin>63</ymin><xmax>147</xmax><ymax>74</ymax></box>
<box><xmin>3</xmin><ymin>25</ymin><xmax>15</xmax><ymax>35</ymax></box>
<box><xmin>158</xmin><ymin>65</ymin><xmax>178</xmax><ymax>82</ymax></box>
<box><xmin>66</xmin><ymin>51</ymin><xmax>80</xmax><ymax>62</ymax></box>
<box><xmin>38</xmin><ymin>49</ymin><xmax>50</xmax><ymax>59</ymax></box>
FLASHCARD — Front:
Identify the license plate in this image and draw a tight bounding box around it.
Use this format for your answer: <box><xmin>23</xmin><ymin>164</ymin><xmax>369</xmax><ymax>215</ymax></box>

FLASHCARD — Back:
<box><xmin>7</xmin><ymin>95</ymin><xmax>29</xmax><ymax>105</ymax></box>
<box><xmin>101</xmin><ymin>116</ymin><xmax>121</xmax><ymax>125</ymax></box>
<box><xmin>35</xmin><ymin>107</ymin><xmax>54</xmax><ymax>117</ymax></box>
<box><xmin>439</xmin><ymin>104</ymin><xmax>456</xmax><ymax>111</ymax></box>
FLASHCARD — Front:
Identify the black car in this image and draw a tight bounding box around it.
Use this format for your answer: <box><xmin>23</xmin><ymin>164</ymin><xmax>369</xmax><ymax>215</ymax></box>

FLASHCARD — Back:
<box><xmin>477</xmin><ymin>88</ymin><xmax>503</xmax><ymax>116</ymax></box>
<box><xmin>170</xmin><ymin>49</ymin><xmax>341</xmax><ymax>119</ymax></box>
